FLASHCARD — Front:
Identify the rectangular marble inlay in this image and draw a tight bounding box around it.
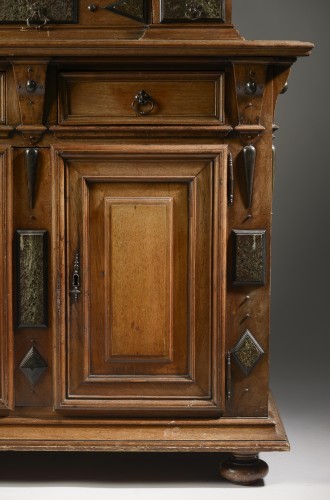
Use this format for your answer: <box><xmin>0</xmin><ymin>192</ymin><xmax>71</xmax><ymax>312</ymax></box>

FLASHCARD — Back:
<box><xmin>233</xmin><ymin>230</ymin><xmax>266</xmax><ymax>285</ymax></box>
<box><xmin>16</xmin><ymin>230</ymin><xmax>48</xmax><ymax>328</ymax></box>
<box><xmin>161</xmin><ymin>0</ymin><xmax>225</xmax><ymax>22</ymax></box>
<box><xmin>0</xmin><ymin>1</ymin><xmax>77</xmax><ymax>23</ymax></box>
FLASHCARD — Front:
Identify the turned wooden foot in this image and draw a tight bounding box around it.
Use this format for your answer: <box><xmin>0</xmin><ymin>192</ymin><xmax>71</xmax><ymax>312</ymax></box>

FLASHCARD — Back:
<box><xmin>219</xmin><ymin>453</ymin><xmax>269</xmax><ymax>485</ymax></box>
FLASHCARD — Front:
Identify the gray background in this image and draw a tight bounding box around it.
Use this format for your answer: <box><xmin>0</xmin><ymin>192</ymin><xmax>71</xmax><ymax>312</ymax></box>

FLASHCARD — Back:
<box><xmin>1</xmin><ymin>1</ymin><xmax>329</xmax><ymax>498</ymax></box>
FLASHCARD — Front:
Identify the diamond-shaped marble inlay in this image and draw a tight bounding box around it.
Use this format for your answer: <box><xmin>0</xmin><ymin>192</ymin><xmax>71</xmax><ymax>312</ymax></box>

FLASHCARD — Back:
<box><xmin>19</xmin><ymin>346</ymin><xmax>47</xmax><ymax>385</ymax></box>
<box><xmin>232</xmin><ymin>330</ymin><xmax>264</xmax><ymax>375</ymax></box>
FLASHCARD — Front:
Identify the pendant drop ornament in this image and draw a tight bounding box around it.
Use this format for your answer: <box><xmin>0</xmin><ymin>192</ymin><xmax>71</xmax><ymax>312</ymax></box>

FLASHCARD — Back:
<box><xmin>25</xmin><ymin>148</ymin><xmax>39</xmax><ymax>209</ymax></box>
<box><xmin>243</xmin><ymin>144</ymin><xmax>256</xmax><ymax>209</ymax></box>
<box><xmin>19</xmin><ymin>345</ymin><xmax>48</xmax><ymax>385</ymax></box>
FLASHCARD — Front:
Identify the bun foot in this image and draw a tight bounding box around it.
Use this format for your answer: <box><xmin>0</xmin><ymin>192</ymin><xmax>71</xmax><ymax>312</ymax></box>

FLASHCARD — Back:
<box><xmin>220</xmin><ymin>453</ymin><xmax>269</xmax><ymax>485</ymax></box>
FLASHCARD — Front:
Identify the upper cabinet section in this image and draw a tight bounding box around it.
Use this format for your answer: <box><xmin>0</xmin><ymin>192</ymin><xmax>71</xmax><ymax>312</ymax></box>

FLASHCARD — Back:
<box><xmin>0</xmin><ymin>1</ymin><xmax>313</xmax><ymax>57</ymax></box>
<box><xmin>0</xmin><ymin>1</ymin><xmax>229</xmax><ymax>26</ymax></box>
<box><xmin>0</xmin><ymin>0</ymin><xmax>237</xmax><ymax>40</ymax></box>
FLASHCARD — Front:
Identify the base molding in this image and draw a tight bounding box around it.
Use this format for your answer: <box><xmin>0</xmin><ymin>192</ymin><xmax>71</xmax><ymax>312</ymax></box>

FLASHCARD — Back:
<box><xmin>0</xmin><ymin>393</ymin><xmax>289</xmax><ymax>455</ymax></box>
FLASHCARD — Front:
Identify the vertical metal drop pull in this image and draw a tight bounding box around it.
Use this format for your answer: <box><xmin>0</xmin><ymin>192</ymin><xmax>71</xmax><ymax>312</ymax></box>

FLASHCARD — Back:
<box><xmin>228</xmin><ymin>152</ymin><xmax>234</xmax><ymax>206</ymax></box>
<box><xmin>243</xmin><ymin>144</ymin><xmax>256</xmax><ymax>209</ymax></box>
<box><xmin>70</xmin><ymin>252</ymin><xmax>81</xmax><ymax>303</ymax></box>
<box><xmin>25</xmin><ymin>148</ymin><xmax>39</xmax><ymax>209</ymax></box>
<box><xmin>226</xmin><ymin>351</ymin><xmax>232</xmax><ymax>401</ymax></box>
<box><xmin>272</xmin><ymin>144</ymin><xmax>276</xmax><ymax>192</ymax></box>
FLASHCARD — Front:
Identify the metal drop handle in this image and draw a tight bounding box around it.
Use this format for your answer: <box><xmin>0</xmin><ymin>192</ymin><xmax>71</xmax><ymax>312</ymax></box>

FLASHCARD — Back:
<box><xmin>132</xmin><ymin>90</ymin><xmax>155</xmax><ymax>116</ymax></box>
<box><xmin>26</xmin><ymin>4</ymin><xmax>49</xmax><ymax>30</ymax></box>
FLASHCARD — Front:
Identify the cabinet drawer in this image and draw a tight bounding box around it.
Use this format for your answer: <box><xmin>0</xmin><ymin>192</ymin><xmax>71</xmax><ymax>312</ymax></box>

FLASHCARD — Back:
<box><xmin>58</xmin><ymin>72</ymin><xmax>224</xmax><ymax>125</ymax></box>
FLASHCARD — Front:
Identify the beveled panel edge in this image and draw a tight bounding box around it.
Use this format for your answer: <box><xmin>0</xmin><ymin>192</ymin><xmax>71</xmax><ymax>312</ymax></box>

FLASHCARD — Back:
<box><xmin>15</xmin><ymin>229</ymin><xmax>48</xmax><ymax>328</ymax></box>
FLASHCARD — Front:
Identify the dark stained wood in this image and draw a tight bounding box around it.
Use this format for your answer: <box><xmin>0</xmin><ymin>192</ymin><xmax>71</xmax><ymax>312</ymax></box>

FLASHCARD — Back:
<box><xmin>220</xmin><ymin>453</ymin><xmax>269</xmax><ymax>485</ymax></box>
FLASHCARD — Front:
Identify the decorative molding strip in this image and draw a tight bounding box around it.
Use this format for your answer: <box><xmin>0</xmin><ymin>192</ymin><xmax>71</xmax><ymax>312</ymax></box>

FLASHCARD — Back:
<box><xmin>15</xmin><ymin>230</ymin><xmax>48</xmax><ymax>328</ymax></box>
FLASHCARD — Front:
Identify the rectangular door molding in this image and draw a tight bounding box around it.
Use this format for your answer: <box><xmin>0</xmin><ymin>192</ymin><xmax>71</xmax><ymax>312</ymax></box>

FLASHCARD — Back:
<box><xmin>52</xmin><ymin>144</ymin><xmax>227</xmax><ymax>417</ymax></box>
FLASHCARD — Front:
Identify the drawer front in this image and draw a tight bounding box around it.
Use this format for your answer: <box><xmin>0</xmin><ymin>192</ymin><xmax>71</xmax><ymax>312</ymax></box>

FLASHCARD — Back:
<box><xmin>58</xmin><ymin>72</ymin><xmax>224</xmax><ymax>125</ymax></box>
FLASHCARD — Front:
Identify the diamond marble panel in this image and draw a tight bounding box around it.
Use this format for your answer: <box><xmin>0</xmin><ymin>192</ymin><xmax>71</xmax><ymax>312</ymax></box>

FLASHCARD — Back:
<box><xmin>19</xmin><ymin>346</ymin><xmax>48</xmax><ymax>385</ymax></box>
<box><xmin>232</xmin><ymin>329</ymin><xmax>264</xmax><ymax>375</ymax></box>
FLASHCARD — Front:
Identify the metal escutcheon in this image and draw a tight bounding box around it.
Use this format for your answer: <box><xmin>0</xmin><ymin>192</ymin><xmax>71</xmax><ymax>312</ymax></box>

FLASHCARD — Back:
<box><xmin>132</xmin><ymin>90</ymin><xmax>155</xmax><ymax>116</ymax></box>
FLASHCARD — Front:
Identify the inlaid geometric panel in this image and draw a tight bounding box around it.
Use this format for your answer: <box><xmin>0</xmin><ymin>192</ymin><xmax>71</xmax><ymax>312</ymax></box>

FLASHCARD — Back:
<box><xmin>232</xmin><ymin>330</ymin><xmax>264</xmax><ymax>375</ymax></box>
<box><xmin>19</xmin><ymin>346</ymin><xmax>48</xmax><ymax>385</ymax></box>
<box><xmin>15</xmin><ymin>230</ymin><xmax>48</xmax><ymax>328</ymax></box>
<box><xmin>0</xmin><ymin>0</ymin><xmax>77</xmax><ymax>23</ymax></box>
<box><xmin>232</xmin><ymin>229</ymin><xmax>266</xmax><ymax>285</ymax></box>
<box><xmin>105</xmin><ymin>0</ymin><xmax>147</xmax><ymax>23</ymax></box>
<box><xmin>162</xmin><ymin>0</ymin><xmax>225</xmax><ymax>23</ymax></box>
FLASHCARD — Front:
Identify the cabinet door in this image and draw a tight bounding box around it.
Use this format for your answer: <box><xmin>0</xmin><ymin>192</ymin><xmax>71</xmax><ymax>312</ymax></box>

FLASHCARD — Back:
<box><xmin>53</xmin><ymin>144</ymin><xmax>227</xmax><ymax>416</ymax></box>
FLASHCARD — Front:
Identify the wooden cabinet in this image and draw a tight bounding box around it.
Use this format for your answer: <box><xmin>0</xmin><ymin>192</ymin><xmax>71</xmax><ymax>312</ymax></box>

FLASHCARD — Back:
<box><xmin>0</xmin><ymin>0</ymin><xmax>313</xmax><ymax>486</ymax></box>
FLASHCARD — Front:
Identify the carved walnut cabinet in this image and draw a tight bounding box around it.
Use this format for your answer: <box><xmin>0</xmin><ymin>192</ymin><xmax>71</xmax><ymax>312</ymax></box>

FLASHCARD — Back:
<box><xmin>0</xmin><ymin>0</ymin><xmax>312</xmax><ymax>485</ymax></box>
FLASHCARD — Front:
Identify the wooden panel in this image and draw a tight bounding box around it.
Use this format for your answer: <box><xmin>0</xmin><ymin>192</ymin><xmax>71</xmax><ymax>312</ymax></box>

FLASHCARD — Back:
<box><xmin>58</xmin><ymin>72</ymin><xmax>224</xmax><ymax>125</ymax></box>
<box><xmin>105</xmin><ymin>197</ymin><xmax>172</xmax><ymax>362</ymax></box>
<box><xmin>12</xmin><ymin>149</ymin><xmax>53</xmax><ymax>408</ymax></box>
<box><xmin>88</xmin><ymin>181</ymin><xmax>187</xmax><ymax>378</ymax></box>
<box><xmin>0</xmin><ymin>147</ymin><xmax>13</xmax><ymax>415</ymax></box>
<box><xmin>52</xmin><ymin>144</ymin><xmax>227</xmax><ymax>416</ymax></box>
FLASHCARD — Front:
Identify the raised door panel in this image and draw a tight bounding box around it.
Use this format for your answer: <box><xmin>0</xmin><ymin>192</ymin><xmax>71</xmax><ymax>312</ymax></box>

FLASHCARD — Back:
<box><xmin>53</xmin><ymin>145</ymin><xmax>227</xmax><ymax>416</ymax></box>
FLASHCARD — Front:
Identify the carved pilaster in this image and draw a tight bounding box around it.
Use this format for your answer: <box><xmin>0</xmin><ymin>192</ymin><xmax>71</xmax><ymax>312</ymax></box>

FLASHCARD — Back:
<box><xmin>12</xmin><ymin>61</ymin><xmax>49</xmax><ymax>143</ymax></box>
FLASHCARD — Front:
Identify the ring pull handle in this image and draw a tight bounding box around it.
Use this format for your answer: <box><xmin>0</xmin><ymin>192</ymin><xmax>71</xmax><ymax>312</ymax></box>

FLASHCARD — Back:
<box><xmin>26</xmin><ymin>5</ymin><xmax>50</xmax><ymax>30</ymax></box>
<box><xmin>132</xmin><ymin>90</ymin><xmax>155</xmax><ymax>116</ymax></box>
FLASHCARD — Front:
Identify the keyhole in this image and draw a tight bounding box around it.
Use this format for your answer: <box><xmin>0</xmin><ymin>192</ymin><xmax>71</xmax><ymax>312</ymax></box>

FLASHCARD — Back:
<box><xmin>73</xmin><ymin>273</ymin><xmax>79</xmax><ymax>287</ymax></box>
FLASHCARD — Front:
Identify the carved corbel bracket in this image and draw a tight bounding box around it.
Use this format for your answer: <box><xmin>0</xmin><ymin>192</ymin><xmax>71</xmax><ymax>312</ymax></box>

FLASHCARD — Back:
<box><xmin>232</xmin><ymin>62</ymin><xmax>268</xmax><ymax>144</ymax></box>
<box><xmin>12</xmin><ymin>61</ymin><xmax>49</xmax><ymax>144</ymax></box>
